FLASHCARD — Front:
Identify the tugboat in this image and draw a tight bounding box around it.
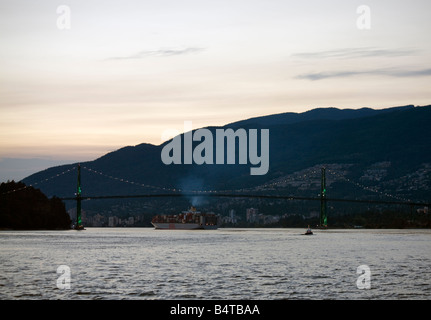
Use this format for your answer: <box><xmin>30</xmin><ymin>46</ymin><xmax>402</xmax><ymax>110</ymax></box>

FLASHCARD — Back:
<box><xmin>304</xmin><ymin>225</ymin><xmax>313</xmax><ymax>235</ymax></box>
<box><xmin>73</xmin><ymin>223</ymin><xmax>85</xmax><ymax>230</ymax></box>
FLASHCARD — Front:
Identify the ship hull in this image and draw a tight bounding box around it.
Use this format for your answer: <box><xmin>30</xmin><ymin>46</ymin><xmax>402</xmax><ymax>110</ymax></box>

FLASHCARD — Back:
<box><xmin>151</xmin><ymin>207</ymin><xmax>219</xmax><ymax>230</ymax></box>
<box><xmin>151</xmin><ymin>222</ymin><xmax>218</xmax><ymax>230</ymax></box>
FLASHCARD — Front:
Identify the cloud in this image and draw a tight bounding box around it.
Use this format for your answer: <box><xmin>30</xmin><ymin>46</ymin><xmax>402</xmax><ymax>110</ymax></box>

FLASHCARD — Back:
<box><xmin>109</xmin><ymin>47</ymin><xmax>205</xmax><ymax>60</ymax></box>
<box><xmin>291</xmin><ymin>47</ymin><xmax>427</xmax><ymax>81</ymax></box>
<box><xmin>391</xmin><ymin>69</ymin><xmax>431</xmax><ymax>77</ymax></box>
<box><xmin>296</xmin><ymin>68</ymin><xmax>431</xmax><ymax>81</ymax></box>
<box><xmin>296</xmin><ymin>71</ymin><xmax>364</xmax><ymax>81</ymax></box>
<box><xmin>291</xmin><ymin>47</ymin><xmax>417</xmax><ymax>60</ymax></box>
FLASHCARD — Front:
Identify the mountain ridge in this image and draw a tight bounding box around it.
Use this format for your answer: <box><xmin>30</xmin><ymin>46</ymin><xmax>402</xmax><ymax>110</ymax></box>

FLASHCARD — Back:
<box><xmin>21</xmin><ymin>104</ymin><xmax>431</xmax><ymax>218</ymax></box>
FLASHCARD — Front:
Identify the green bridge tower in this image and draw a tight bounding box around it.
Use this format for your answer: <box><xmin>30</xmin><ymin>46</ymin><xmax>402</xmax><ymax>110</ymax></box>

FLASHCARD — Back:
<box><xmin>75</xmin><ymin>164</ymin><xmax>84</xmax><ymax>230</ymax></box>
<box><xmin>320</xmin><ymin>167</ymin><xmax>328</xmax><ymax>228</ymax></box>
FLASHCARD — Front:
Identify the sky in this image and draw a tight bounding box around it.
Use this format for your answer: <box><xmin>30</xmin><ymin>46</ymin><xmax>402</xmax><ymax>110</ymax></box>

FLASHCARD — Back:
<box><xmin>1</xmin><ymin>0</ymin><xmax>431</xmax><ymax>181</ymax></box>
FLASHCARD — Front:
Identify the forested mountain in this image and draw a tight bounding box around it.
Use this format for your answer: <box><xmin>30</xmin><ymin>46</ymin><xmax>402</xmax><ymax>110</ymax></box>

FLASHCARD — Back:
<box><xmin>22</xmin><ymin>105</ymin><xmax>431</xmax><ymax>220</ymax></box>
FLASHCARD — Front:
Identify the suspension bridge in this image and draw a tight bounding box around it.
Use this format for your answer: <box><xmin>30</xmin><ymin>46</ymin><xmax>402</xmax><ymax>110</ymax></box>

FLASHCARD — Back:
<box><xmin>5</xmin><ymin>163</ymin><xmax>431</xmax><ymax>229</ymax></box>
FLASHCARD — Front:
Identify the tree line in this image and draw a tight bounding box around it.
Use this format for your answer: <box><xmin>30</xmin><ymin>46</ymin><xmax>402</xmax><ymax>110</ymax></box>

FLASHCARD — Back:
<box><xmin>0</xmin><ymin>181</ymin><xmax>71</xmax><ymax>230</ymax></box>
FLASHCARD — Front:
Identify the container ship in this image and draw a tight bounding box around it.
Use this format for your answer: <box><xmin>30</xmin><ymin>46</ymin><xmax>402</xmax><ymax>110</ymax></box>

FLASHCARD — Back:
<box><xmin>151</xmin><ymin>207</ymin><xmax>218</xmax><ymax>230</ymax></box>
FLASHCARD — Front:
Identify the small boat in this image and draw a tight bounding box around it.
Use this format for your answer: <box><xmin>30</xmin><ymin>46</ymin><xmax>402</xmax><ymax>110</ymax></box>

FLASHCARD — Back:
<box><xmin>72</xmin><ymin>223</ymin><xmax>85</xmax><ymax>230</ymax></box>
<box><xmin>303</xmin><ymin>226</ymin><xmax>313</xmax><ymax>235</ymax></box>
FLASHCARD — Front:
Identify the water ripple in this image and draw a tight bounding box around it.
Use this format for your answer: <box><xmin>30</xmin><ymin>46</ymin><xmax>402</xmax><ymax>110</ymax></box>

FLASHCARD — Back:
<box><xmin>1</xmin><ymin>228</ymin><xmax>431</xmax><ymax>299</ymax></box>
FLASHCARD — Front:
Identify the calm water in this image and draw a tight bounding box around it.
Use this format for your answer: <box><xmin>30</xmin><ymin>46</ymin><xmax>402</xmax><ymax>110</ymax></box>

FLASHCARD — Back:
<box><xmin>0</xmin><ymin>228</ymin><xmax>430</xmax><ymax>300</ymax></box>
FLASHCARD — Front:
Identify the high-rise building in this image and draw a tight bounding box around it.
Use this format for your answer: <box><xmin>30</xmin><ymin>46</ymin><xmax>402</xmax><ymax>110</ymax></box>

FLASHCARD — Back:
<box><xmin>246</xmin><ymin>208</ymin><xmax>259</xmax><ymax>222</ymax></box>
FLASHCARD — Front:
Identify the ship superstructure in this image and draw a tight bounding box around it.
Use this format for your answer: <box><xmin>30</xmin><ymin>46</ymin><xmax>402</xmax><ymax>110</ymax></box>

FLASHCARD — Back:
<box><xmin>151</xmin><ymin>207</ymin><xmax>218</xmax><ymax>230</ymax></box>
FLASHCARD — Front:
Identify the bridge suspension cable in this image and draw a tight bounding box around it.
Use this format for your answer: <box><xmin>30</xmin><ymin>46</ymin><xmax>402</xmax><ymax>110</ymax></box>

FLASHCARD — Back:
<box><xmin>326</xmin><ymin>168</ymin><xmax>412</xmax><ymax>203</ymax></box>
<box><xmin>80</xmin><ymin>165</ymin><xmax>421</xmax><ymax>205</ymax></box>
<box><xmin>1</xmin><ymin>166</ymin><xmax>77</xmax><ymax>196</ymax></box>
<box><xmin>63</xmin><ymin>165</ymin><xmax>431</xmax><ymax>207</ymax></box>
<box><xmin>3</xmin><ymin>163</ymin><xmax>427</xmax><ymax>208</ymax></box>
<box><xmin>80</xmin><ymin>165</ymin><xmax>322</xmax><ymax>194</ymax></box>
